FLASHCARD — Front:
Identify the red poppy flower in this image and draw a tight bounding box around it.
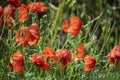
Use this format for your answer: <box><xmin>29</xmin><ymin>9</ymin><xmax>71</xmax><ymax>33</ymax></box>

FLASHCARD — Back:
<box><xmin>17</xmin><ymin>4</ymin><xmax>28</xmax><ymax>22</ymax></box>
<box><xmin>107</xmin><ymin>45</ymin><xmax>120</xmax><ymax>64</ymax></box>
<box><xmin>7</xmin><ymin>0</ymin><xmax>20</xmax><ymax>8</ymax></box>
<box><xmin>27</xmin><ymin>2</ymin><xmax>47</xmax><ymax>13</ymax></box>
<box><xmin>16</xmin><ymin>23</ymin><xmax>40</xmax><ymax>46</ymax></box>
<box><xmin>30</xmin><ymin>53</ymin><xmax>50</xmax><ymax>70</ymax></box>
<box><xmin>42</xmin><ymin>47</ymin><xmax>58</xmax><ymax>62</ymax></box>
<box><xmin>74</xmin><ymin>43</ymin><xmax>85</xmax><ymax>60</ymax></box>
<box><xmin>56</xmin><ymin>49</ymin><xmax>72</xmax><ymax>69</ymax></box>
<box><xmin>0</xmin><ymin>6</ymin><xmax>3</xmax><ymax>17</ymax></box>
<box><xmin>62</xmin><ymin>16</ymin><xmax>82</xmax><ymax>36</ymax></box>
<box><xmin>0</xmin><ymin>6</ymin><xmax>3</xmax><ymax>27</ymax></box>
<box><xmin>84</xmin><ymin>55</ymin><xmax>96</xmax><ymax>71</ymax></box>
<box><xmin>11</xmin><ymin>50</ymin><xmax>24</xmax><ymax>73</ymax></box>
<box><xmin>4</xmin><ymin>5</ymin><xmax>15</xmax><ymax>27</ymax></box>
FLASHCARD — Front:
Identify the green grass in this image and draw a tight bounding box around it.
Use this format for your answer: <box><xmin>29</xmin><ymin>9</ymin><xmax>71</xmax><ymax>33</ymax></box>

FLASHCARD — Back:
<box><xmin>0</xmin><ymin>0</ymin><xmax>120</xmax><ymax>80</ymax></box>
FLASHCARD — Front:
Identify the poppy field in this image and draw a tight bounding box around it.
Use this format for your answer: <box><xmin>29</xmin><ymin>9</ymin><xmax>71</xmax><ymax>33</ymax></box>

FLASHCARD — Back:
<box><xmin>0</xmin><ymin>0</ymin><xmax>120</xmax><ymax>80</ymax></box>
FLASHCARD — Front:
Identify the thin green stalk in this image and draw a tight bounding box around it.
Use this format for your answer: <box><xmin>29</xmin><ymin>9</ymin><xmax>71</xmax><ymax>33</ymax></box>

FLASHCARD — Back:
<box><xmin>50</xmin><ymin>2</ymin><xmax>65</xmax><ymax>46</ymax></box>
<box><xmin>25</xmin><ymin>65</ymin><xmax>33</xmax><ymax>77</ymax></box>
<box><xmin>83</xmin><ymin>12</ymin><xmax>103</xmax><ymax>28</ymax></box>
<box><xmin>0</xmin><ymin>23</ymin><xmax>5</xmax><ymax>40</ymax></box>
<box><xmin>49</xmin><ymin>3</ymin><xmax>58</xmax><ymax>11</ymax></box>
<box><xmin>62</xmin><ymin>34</ymin><xmax>69</xmax><ymax>49</ymax></box>
<box><xmin>115</xmin><ymin>28</ymin><xmax>118</xmax><ymax>45</ymax></box>
<box><xmin>100</xmin><ymin>22</ymin><xmax>115</xmax><ymax>53</ymax></box>
<box><xmin>83</xmin><ymin>12</ymin><xmax>103</xmax><ymax>43</ymax></box>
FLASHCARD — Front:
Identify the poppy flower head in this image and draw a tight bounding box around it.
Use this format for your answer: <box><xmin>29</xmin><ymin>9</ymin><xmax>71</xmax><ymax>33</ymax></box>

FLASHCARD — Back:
<box><xmin>74</xmin><ymin>43</ymin><xmax>85</xmax><ymax>60</ymax></box>
<box><xmin>4</xmin><ymin>5</ymin><xmax>15</xmax><ymax>27</ymax></box>
<box><xmin>7</xmin><ymin>0</ymin><xmax>20</xmax><ymax>8</ymax></box>
<box><xmin>12</xmin><ymin>50</ymin><xmax>24</xmax><ymax>61</ymax></box>
<box><xmin>0</xmin><ymin>6</ymin><xmax>3</xmax><ymax>27</ymax></box>
<box><xmin>56</xmin><ymin>49</ymin><xmax>72</xmax><ymax>69</ymax></box>
<box><xmin>0</xmin><ymin>6</ymin><xmax>3</xmax><ymax>17</ymax></box>
<box><xmin>11</xmin><ymin>50</ymin><xmax>24</xmax><ymax>73</ymax></box>
<box><xmin>28</xmin><ymin>23</ymin><xmax>40</xmax><ymax>45</ymax></box>
<box><xmin>42</xmin><ymin>47</ymin><xmax>58</xmax><ymax>61</ymax></box>
<box><xmin>28</xmin><ymin>2</ymin><xmax>47</xmax><ymax>13</ymax></box>
<box><xmin>84</xmin><ymin>55</ymin><xmax>96</xmax><ymax>71</ymax></box>
<box><xmin>62</xmin><ymin>18</ymin><xmax>70</xmax><ymax>32</ymax></box>
<box><xmin>16</xmin><ymin>23</ymin><xmax>40</xmax><ymax>46</ymax></box>
<box><xmin>17</xmin><ymin>4</ymin><xmax>28</xmax><ymax>22</ymax></box>
<box><xmin>62</xmin><ymin>16</ymin><xmax>82</xmax><ymax>36</ymax></box>
<box><xmin>107</xmin><ymin>45</ymin><xmax>120</xmax><ymax>64</ymax></box>
<box><xmin>28</xmin><ymin>23</ymin><xmax>40</xmax><ymax>40</ymax></box>
<box><xmin>30</xmin><ymin>53</ymin><xmax>50</xmax><ymax>70</ymax></box>
<box><xmin>16</xmin><ymin>27</ymin><xmax>29</xmax><ymax>46</ymax></box>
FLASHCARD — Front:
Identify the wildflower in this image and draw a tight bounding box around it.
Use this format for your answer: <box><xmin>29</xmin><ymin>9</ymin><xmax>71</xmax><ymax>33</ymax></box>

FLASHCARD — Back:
<box><xmin>27</xmin><ymin>2</ymin><xmax>47</xmax><ymax>13</ymax></box>
<box><xmin>107</xmin><ymin>45</ymin><xmax>120</xmax><ymax>67</ymax></box>
<box><xmin>4</xmin><ymin>5</ymin><xmax>15</xmax><ymax>27</ymax></box>
<box><xmin>56</xmin><ymin>49</ymin><xmax>72</xmax><ymax>69</ymax></box>
<box><xmin>30</xmin><ymin>53</ymin><xmax>50</xmax><ymax>70</ymax></box>
<box><xmin>7</xmin><ymin>0</ymin><xmax>20</xmax><ymax>8</ymax></box>
<box><xmin>17</xmin><ymin>4</ymin><xmax>28</xmax><ymax>22</ymax></box>
<box><xmin>0</xmin><ymin>6</ymin><xmax>3</xmax><ymax>17</ymax></box>
<box><xmin>62</xmin><ymin>16</ymin><xmax>82</xmax><ymax>36</ymax></box>
<box><xmin>16</xmin><ymin>23</ymin><xmax>40</xmax><ymax>46</ymax></box>
<box><xmin>42</xmin><ymin>47</ymin><xmax>58</xmax><ymax>61</ymax></box>
<box><xmin>11</xmin><ymin>50</ymin><xmax>24</xmax><ymax>73</ymax></box>
<box><xmin>74</xmin><ymin>43</ymin><xmax>85</xmax><ymax>60</ymax></box>
<box><xmin>61</xmin><ymin>18</ymin><xmax>70</xmax><ymax>32</ymax></box>
<box><xmin>0</xmin><ymin>6</ymin><xmax>3</xmax><ymax>27</ymax></box>
<box><xmin>84</xmin><ymin>55</ymin><xmax>96</xmax><ymax>71</ymax></box>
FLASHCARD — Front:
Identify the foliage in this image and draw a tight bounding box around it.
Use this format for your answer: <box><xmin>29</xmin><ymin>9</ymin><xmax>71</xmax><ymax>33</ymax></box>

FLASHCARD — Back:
<box><xmin>0</xmin><ymin>0</ymin><xmax>120</xmax><ymax>80</ymax></box>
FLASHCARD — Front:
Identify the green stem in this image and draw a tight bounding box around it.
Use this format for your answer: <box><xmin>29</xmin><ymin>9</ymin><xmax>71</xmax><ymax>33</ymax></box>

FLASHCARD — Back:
<box><xmin>100</xmin><ymin>21</ymin><xmax>115</xmax><ymax>53</ymax></box>
<box><xmin>0</xmin><ymin>23</ymin><xmax>5</xmax><ymax>40</ymax></box>
<box><xmin>83</xmin><ymin>12</ymin><xmax>103</xmax><ymax>28</ymax></box>
<box><xmin>50</xmin><ymin>2</ymin><xmax>65</xmax><ymax>46</ymax></box>
<box><xmin>62</xmin><ymin>34</ymin><xmax>69</xmax><ymax>49</ymax></box>
<box><xmin>25</xmin><ymin>65</ymin><xmax>33</xmax><ymax>77</ymax></box>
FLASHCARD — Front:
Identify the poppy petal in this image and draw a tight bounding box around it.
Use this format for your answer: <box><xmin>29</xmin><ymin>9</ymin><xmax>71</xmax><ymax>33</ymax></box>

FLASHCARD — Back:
<box><xmin>12</xmin><ymin>50</ymin><xmax>24</xmax><ymax>73</ymax></box>
<box><xmin>74</xmin><ymin>43</ymin><xmax>85</xmax><ymax>60</ymax></box>
<box><xmin>17</xmin><ymin>4</ymin><xmax>28</xmax><ymax>22</ymax></box>
<box><xmin>7</xmin><ymin>0</ymin><xmax>20</xmax><ymax>8</ymax></box>
<box><xmin>61</xmin><ymin>16</ymin><xmax>82</xmax><ymax>36</ymax></box>
<box><xmin>84</xmin><ymin>55</ymin><xmax>96</xmax><ymax>71</ymax></box>
<box><xmin>56</xmin><ymin>49</ymin><xmax>72</xmax><ymax>69</ymax></box>
<box><xmin>30</xmin><ymin>53</ymin><xmax>50</xmax><ymax>70</ymax></box>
